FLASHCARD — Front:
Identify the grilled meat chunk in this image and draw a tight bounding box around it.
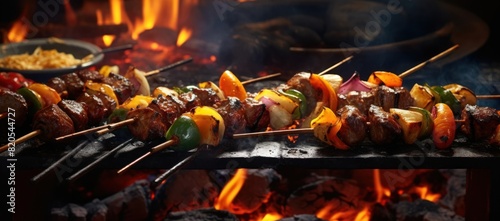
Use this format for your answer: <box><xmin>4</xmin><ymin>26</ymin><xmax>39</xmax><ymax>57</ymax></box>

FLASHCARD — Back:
<box><xmin>460</xmin><ymin>105</ymin><xmax>500</xmax><ymax>141</ymax></box>
<box><xmin>368</xmin><ymin>105</ymin><xmax>402</xmax><ymax>145</ymax></box>
<box><xmin>179</xmin><ymin>92</ymin><xmax>202</xmax><ymax>112</ymax></box>
<box><xmin>86</xmin><ymin>89</ymin><xmax>116</xmax><ymax>116</ymax></box>
<box><xmin>374</xmin><ymin>85</ymin><xmax>414</xmax><ymax>112</ymax></box>
<box><xmin>148</xmin><ymin>95</ymin><xmax>186</xmax><ymax>128</ymax></box>
<box><xmin>60</xmin><ymin>73</ymin><xmax>84</xmax><ymax>98</ymax></box>
<box><xmin>284</xmin><ymin>72</ymin><xmax>317</xmax><ymax>117</ymax></box>
<box><xmin>337</xmin><ymin>90</ymin><xmax>375</xmax><ymax>115</ymax></box>
<box><xmin>243</xmin><ymin>98</ymin><xmax>270</xmax><ymax>132</ymax></box>
<box><xmin>215</xmin><ymin>97</ymin><xmax>247</xmax><ymax>136</ymax></box>
<box><xmin>77</xmin><ymin>69</ymin><xmax>104</xmax><ymax>82</ymax></box>
<box><xmin>76</xmin><ymin>91</ymin><xmax>107</xmax><ymax>125</ymax></box>
<box><xmin>58</xmin><ymin>99</ymin><xmax>88</xmax><ymax>131</ymax></box>
<box><xmin>46</xmin><ymin>77</ymin><xmax>67</xmax><ymax>96</ymax></box>
<box><xmin>33</xmin><ymin>104</ymin><xmax>74</xmax><ymax>141</ymax></box>
<box><xmin>0</xmin><ymin>89</ymin><xmax>28</xmax><ymax>126</ymax></box>
<box><xmin>336</xmin><ymin>105</ymin><xmax>368</xmax><ymax>146</ymax></box>
<box><xmin>126</xmin><ymin>107</ymin><xmax>167</xmax><ymax>141</ymax></box>
<box><xmin>190</xmin><ymin>87</ymin><xmax>221</xmax><ymax>107</ymax></box>
<box><xmin>101</xmin><ymin>73</ymin><xmax>134</xmax><ymax>104</ymax></box>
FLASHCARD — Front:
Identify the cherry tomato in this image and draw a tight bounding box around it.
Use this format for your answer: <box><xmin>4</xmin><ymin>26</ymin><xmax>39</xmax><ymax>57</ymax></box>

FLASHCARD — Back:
<box><xmin>0</xmin><ymin>72</ymin><xmax>33</xmax><ymax>91</ymax></box>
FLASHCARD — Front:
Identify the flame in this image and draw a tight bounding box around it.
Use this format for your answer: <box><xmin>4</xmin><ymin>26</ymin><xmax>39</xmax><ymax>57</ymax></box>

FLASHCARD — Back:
<box><xmin>63</xmin><ymin>0</ymin><xmax>77</xmax><ymax>26</ymax></box>
<box><xmin>96</xmin><ymin>10</ymin><xmax>115</xmax><ymax>47</ymax></box>
<box><xmin>260</xmin><ymin>212</ymin><xmax>283</xmax><ymax>221</ymax></box>
<box><xmin>354</xmin><ymin>207</ymin><xmax>370</xmax><ymax>221</ymax></box>
<box><xmin>414</xmin><ymin>186</ymin><xmax>441</xmax><ymax>203</ymax></box>
<box><xmin>7</xmin><ymin>20</ymin><xmax>28</xmax><ymax>43</ymax></box>
<box><xmin>373</xmin><ymin>169</ymin><xmax>391</xmax><ymax>205</ymax></box>
<box><xmin>176</xmin><ymin>27</ymin><xmax>193</xmax><ymax>47</ymax></box>
<box><xmin>316</xmin><ymin>204</ymin><xmax>336</xmax><ymax>220</ymax></box>
<box><xmin>214</xmin><ymin>169</ymin><xmax>248</xmax><ymax>212</ymax></box>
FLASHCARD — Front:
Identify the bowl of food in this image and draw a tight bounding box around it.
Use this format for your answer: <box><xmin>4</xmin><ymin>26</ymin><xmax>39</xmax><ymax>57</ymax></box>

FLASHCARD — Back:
<box><xmin>0</xmin><ymin>38</ymin><xmax>104</xmax><ymax>80</ymax></box>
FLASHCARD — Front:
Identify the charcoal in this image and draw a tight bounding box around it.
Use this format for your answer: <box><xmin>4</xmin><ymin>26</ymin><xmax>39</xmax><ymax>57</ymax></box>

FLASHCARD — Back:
<box><xmin>438</xmin><ymin>169</ymin><xmax>466</xmax><ymax>216</ymax></box>
<box><xmin>84</xmin><ymin>199</ymin><xmax>107</xmax><ymax>221</ymax></box>
<box><xmin>285</xmin><ymin>177</ymin><xmax>364</xmax><ymax>216</ymax></box>
<box><xmin>393</xmin><ymin>199</ymin><xmax>464</xmax><ymax>221</ymax></box>
<box><xmin>102</xmin><ymin>180</ymin><xmax>150</xmax><ymax>221</ymax></box>
<box><xmin>150</xmin><ymin>170</ymin><xmax>220</xmax><ymax>220</ymax></box>
<box><xmin>227</xmin><ymin>169</ymin><xmax>282</xmax><ymax>214</ymax></box>
<box><xmin>277</xmin><ymin>214</ymin><xmax>327</xmax><ymax>221</ymax></box>
<box><xmin>370</xmin><ymin>203</ymin><xmax>394</xmax><ymax>221</ymax></box>
<box><xmin>164</xmin><ymin>208</ymin><xmax>240</xmax><ymax>221</ymax></box>
<box><xmin>50</xmin><ymin>203</ymin><xmax>87</xmax><ymax>221</ymax></box>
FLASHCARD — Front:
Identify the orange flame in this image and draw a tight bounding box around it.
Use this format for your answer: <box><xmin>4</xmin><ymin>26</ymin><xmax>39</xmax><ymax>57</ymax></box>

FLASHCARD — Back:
<box><xmin>260</xmin><ymin>212</ymin><xmax>283</xmax><ymax>221</ymax></box>
<box><xmin>214</xmin><ymin>169</ymin><xmax>248</xmax><ymax>212</ymax></box>
<box><xmin>354</xmin><ymin>207</ymin><xmax>371</xmax><ymax>221</ymax></box>
<box><xmin>373</xmin><ymin>169</ymin><xmax>391</xmax><ymax>205</ymax></box>
<box><xmin>7</xmin><ymin>20</ymin><xmax>28</xmax><ymax>43</ymax></box>
<box><xmin>414</xmin><ymin>186</ymin><xmax>441</xmax><ymax>203</ymax></box>
<box><xmin>96</xmin><ymin>9</ymin><xmax>115</xmax><ymax>47</ymax></box>
<box><xmin>63</xmin><ymin>0</ymin><xmax>77</xmax><ymax>26</ymax></box>
<box><xmin>176</xmin><ymin>27</ymin><xmax>192</xmax><ymax>47</ymax></box>
<box><xmin>316</xmin><ymin>204</ymin><xmax>336</xmax><ymax>220</ymax></box>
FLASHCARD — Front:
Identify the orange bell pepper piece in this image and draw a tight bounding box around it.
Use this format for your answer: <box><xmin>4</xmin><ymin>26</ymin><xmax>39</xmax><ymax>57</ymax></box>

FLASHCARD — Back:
<box><xmin>310</xmin><ymin>107</ymin><xmax>349</xmax><ymax>150</ymax></box>
<box><xmin>309</xmin><ymin>74</ymin><xmax>338</xmax><ymax>111</ymax></box>
<box><xmin>28</xmin><ymin>83</ymin><xmax>61</xmax><ymax>106</ymax></box>
<box><xmin>85</xmin><ymin>81</ymin><xmax>119</xmax><ymax>107</ymax></box>
<box><xmin>219</xmin><ymin>70</ymin><xmax>247</xmax><ymax>100</ymax></box>
<box><xmin>367</xmin><ymin>71</ymin><xmax>403</xmax><ymax>87</ymax></box>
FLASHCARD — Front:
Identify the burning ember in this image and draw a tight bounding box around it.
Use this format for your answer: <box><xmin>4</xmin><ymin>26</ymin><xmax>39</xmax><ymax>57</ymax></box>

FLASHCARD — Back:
<box><xmin>52</xmin><ymin>169</ymin><xmax>462</xmax><ymax>221</ymax></box>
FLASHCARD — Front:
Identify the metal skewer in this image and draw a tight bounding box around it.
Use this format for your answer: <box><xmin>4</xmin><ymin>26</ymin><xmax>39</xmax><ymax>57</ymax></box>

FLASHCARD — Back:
<box><xmin>31</xmin><ymin>140</ymin><xmax>90</xmax><ymax>182</ymax></box>
<box><xmin>66</xmin><ymin>138</ymin><xmax>134</xmax><ymax>182</ymax></box>
<box><xmin>152</xmin><ymin>150</ymin><xmax>201</xmax><ymax>186</ymax></box>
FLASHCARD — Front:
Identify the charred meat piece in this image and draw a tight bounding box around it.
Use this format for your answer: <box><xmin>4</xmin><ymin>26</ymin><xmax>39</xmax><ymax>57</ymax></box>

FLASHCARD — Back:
<box><xmin>337</xmin><ymin>90</ymin><xmax>375</xmax><ymax>116</ymax></box>
<box><xmin>0</xmin><ymin>89</ymin><xmax>28</xmax><ymax>126</ymax></box>
<box><xmin>46</xmin><ymin>77</ymin><xmax>67</xmax><ymax>96</ymax></box>
<box><xmin>284</xmin><ymin>72</ymin><xmax>317</xmax><ymax>117</ymax></box>
<box><xmin>58</xmin><ymin>99</ymin><xmax>89</xmax><ymax>131</ymax></box>
<box><xmin>178</xmin><ymin>92</ymin><xmax>201</xmax><ymax>112</ymax></box>
<box><xmin>214</xmin><ymin>97</ymin><xmax>247</xmax><ymax>136</ymax></box>
<box><xmin>336</xmin><ymin>105</ymin><xmax>368</xmax><ymax>146</ymax></box>
<box><xmin>190</xmin><ymin>87</ymin><xmax>221</xmax><ymax>107</ymax></box>
<box><xmin>460</xmin><ymin>105</ymin><xmax>500</xmax><ymax>141</ymax></box>
<box><xmin>126</xmin><ymin>107</ymin><xmax>167</xmax><ymax>141</ymax></box>
<box><xmin>33</xmin><ymin>104</ymin><xmax>74</xmax><ymax>141</ymax></box>
<box><xmin>76</xmin><ymin>91</ymin><xmax>107</xmax><ymax>125</ymax></box>
<box><xmin>393</xmin><ymin>87</ymin><xmax>414</xmax><ymax>110</ymax></box>
<box><xmin>77</xmin><ymin>69</ymin><xmax>104</xmax><ymax>82</ymax></box>
<box><xmin>148</xmin><ymin>95</ymin><xmax>186</xmax><ymax>128</ymax></box>
<box><xmin>243</xmin><ymin>98</ymin><xmax>270</xmax><ymax>132</ymax></box>
<box><xmin>374</xmin><ymin>86</ymin><xmax>414</xmax><ymax>112</ymax></box>
<box><xmin>60</xmin><ymin>73</ymin><xmax>84</xmax><ymax>98</ymax></box>
<box><xmin>368</xmin><ymin>105</ymin><xmax>402</xmax><ymax>145</ymax></box>
<box><xmin>86</xmin><ymin>89</ymin><xmax>116</xmax><ymax>116</ymax></box>
<box><xmin>101</xmin><ymin>73</ymin><xmax>134</xmax><ymax>104</ymax></box>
